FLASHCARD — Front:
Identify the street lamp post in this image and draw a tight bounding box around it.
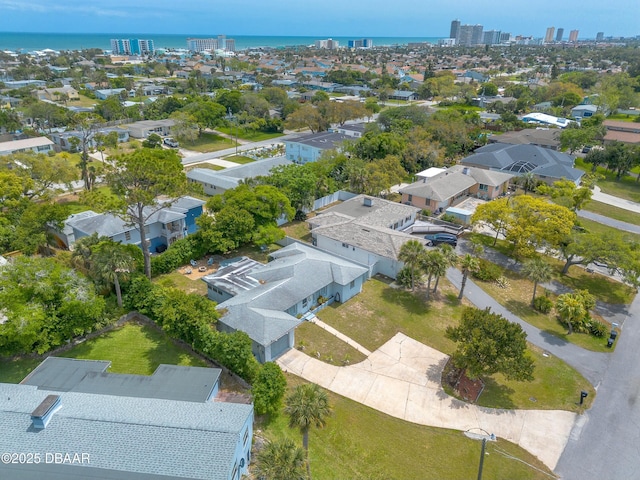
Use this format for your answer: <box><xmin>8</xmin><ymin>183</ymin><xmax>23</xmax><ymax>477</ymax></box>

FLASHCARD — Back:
<box><xmin>463</xmin><ymin>429</ymin><xmax>496</xmax><ymax>480</ymax></box>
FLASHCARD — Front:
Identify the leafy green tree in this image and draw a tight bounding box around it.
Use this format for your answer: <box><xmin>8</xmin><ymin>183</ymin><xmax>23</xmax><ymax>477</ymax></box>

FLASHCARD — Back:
<box><xmin>536</xmin><ymin>179</ymin><xmax>593</xmax><ymax>211</ymax></box>
<box><xmin>252</xmin><ymin>362</ymin><xmax>287</xmax><ymax>416</ymax></box>
<box><xmin>182</xmin><ymin>97</ymin><xmax>226</xmax><ymax>134</ymax></box>
<box><xmin>458</xmin><ymin>254</ymin><xmax>480</xmax><ymax>300</ymax></box>
<box><xmin>71</xmin><ymin>112</ymin><xmax>105</xmax><ymax>190</ymax></box>
<box><xmin>285</xmin><ymin>383</ymin><xmax>332</xmax><ymax>480</ymax></box>
<box><xmin>521</xmin><ymin>257</ymin><xmax>554</xmax><ymax>306</ymax></box>
<box><xmin>556</xmin><ymin>291</ymin><xmax>594</xmax><ymax>334</ymax></box>
<box><xmin>256</xmin><ymin>439</ymin><xmax>306</xmax><ymax>480</ymax></box>
<box><xmin>285</xmin><ymin>103</ymin><xmax>328</xmax><ymax>133</ymax></box>
<box><xmin>142</xmin><ymin>133</ymin><xmax>163</xmax><ymax>149</ymax></box>
<box><xmin>99</xmin><ymin>148</ymin><xmax>187</xmax><ymax>278</ymax></box>
<box><xmin>559</xmin><ymin>230</ymin><xmax>634</xmax><ymax>274</ymax></box>
<box><xmin>478</xmin><ymin>82</ymin><xmax>498</xmax><ymax>96</ymax></box>
<box><xmin>169</xmin><ymin>110</ymin><xmax>199</xmax><ymax>144</ymax></box>
<box><xmin>0</xmin><ymin>256</ymin><xmax>106</xmax><ymax>356</ymax></box>
<box><xmin>12</xmin><ymin>202</ymin><xmax>69</xmax><ymax>255</ymax></box>
<box><xmin>471</xmin><ymin>197</ymin><xmax>511</xmax><ymax>246</ymax></box>
<box><xmin>398</xmin><ymin>239</ymin><xmax>425</xmax><ymax>290</ymax></box>
<box><xmin>445</xmin><ymin>307</ymin><xmax>534</xmax><ymax>381</ymax></box>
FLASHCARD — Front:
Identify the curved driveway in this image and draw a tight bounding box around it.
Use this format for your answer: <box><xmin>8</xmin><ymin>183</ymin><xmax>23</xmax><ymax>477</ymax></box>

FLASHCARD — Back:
<box><xmin>278</xmin><ymin>332</ymin><xmax>576</xmax><ymax>471</ymax></box>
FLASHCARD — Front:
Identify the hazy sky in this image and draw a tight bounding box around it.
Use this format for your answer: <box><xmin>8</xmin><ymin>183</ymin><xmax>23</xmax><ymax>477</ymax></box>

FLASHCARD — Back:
<box><xmin>0</xmin><ymin>0</ymin><xmax>638</xmax><ymax>38</ymax></box>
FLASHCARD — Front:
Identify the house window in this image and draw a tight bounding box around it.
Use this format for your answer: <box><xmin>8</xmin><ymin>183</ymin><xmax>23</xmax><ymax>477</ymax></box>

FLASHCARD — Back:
<box><xmin>243</xmin><ymin>428</ymin><xmax>249</xmax><ymax>446</ymax></box>
<box><xmin>302</xmin><ymin>297</ymin><xmax>308</xmax><ymax>308</ymax></box>
<box><xmin>408</xmin><ymin>194</ymin><xmax>413</xmax><ymax>202</ymax></box>
<box><xmin>393</xmin><ymin>222</ymin><xmax>398</xmax><ymax>229</ymax></box>
<box><xmin>342</xmin><ymin>243</ymin><xmax>349</xmax><ymax>248</ymax></box>
<box><xmin>144</xmin><ymin>225</ymin><xmax>150</xmax><ymax>234</ymax></box>
<box><xmin>350</xmin><ymin>280</ymin><xmax>355</xmax><ymax>288</ymax></box>
<box><xmin>479</xmin><ymin>184</ymin><xmax>488</xmax><ymax>191</ymax></box>
<box><xmin>124</xmin><ymin>231</ymin><xmax>131</xmax><ymax>241</ymax></box>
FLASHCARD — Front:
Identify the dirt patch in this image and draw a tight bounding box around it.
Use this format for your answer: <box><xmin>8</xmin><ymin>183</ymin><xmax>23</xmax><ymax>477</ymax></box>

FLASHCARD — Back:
<box><xmin>443</xmin><ymin>359</ymin><xmax>485</xmax><ymax>403</ymax></box>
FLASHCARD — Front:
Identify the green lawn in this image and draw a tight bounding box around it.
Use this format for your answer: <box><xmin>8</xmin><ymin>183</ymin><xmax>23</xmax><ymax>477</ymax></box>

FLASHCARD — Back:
<box><xmin>154</xmin><ymin>271</ymin><xmax>209</xmax><ymax>296</ymax></box>
<box><xmin>475</xmin><ymin>267</ymin><xmax>611</xmax><ymax>352</ymax></box>
<box><xmin>0</xmin><ymin>323</ymin><xmax>208</xmax><ymax>383</ymax></box>
<box><xmin>574</xmin><ymin>157</ymin><xmax>640</xmax><ymax>202</ymax></box>
<box><xmin>606</xmin><ymin>113</ymin><xmax>639</xmax><ymax>122</ymax></box>
<box><xmin>216</xmin><ymin>126</ymin><xmax>284</xmax><ymax>142</ymax></box>
<box><xmin>184</xmin><ymin>163</ymin><xmax>225</xmax><ymax>172</ymax></box>
<box><xmin>258</xmin><ymin>376</ymin><xmax>554</xmax><ymax>480</ymax></box>
<box><xmin>317</xmin><ymin>278</ymin><xmax>594</xmax><ymax>411</ymax></box>
<box><xmin>583</xmin><ymin>199</ymin><xmax>640</xmax><ymax>226</ymax></box>
<box><xmin>66</xmin><ymin>94</ymin><xmax>99</xmax><ymax>108</ymax></box>
<box><xmin>281</xmin><ymin>220</ymin><xmax>313</xmax><ymax>243</ymax></box>
<box><xmin>56</xmin><ymin>185</ymin><xmax>118</xmax><ymax>214</ymax></box>
<box><xmin>182</xmin><ymin>132</ymin><xmax>236</xmax><ymax>153</ymax></box>
<box><xmin>294</xmin><ymin>321</ymin><xmax>367</xmax><ymax>366</ymax></box>
<box><xmin>469</xmin><ymin>232</ymin><xmax>636</xmax><ymax>304</ymax></box>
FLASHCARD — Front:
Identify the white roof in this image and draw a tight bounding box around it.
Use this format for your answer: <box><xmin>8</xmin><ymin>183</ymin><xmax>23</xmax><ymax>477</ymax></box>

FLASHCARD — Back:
<box><xmin>0</xmin><ymin>137</ymin><xmax>54</xmax><ymax>155</ymax></box>
<box><xmin>522</xmin><ymin>112</ymin><xmax>573</xmax><ymax>129</ymax></box>
<box><xmin>416</xmin><ymin>167</ymin><xmax>447</xmax><ymax>179</ymax></box>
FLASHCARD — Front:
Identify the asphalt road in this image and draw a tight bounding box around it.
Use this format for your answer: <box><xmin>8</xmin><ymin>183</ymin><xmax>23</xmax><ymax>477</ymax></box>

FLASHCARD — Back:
<box><xmin>577</xmin><ymin>210</ymin><xmax>640</xmax><ymax>235</ymax></box>
<box><xmin>555</xmin><ymin>291</ymin><xmax>640</xmax><ymax>479</ymax></box>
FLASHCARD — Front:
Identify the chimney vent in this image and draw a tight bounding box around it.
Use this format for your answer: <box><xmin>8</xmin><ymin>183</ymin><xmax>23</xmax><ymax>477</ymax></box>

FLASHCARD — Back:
<box><xmin>31</xmin><ymin>395</ymin><xmax>60</xmax><ymax>429</ymax></box>
<box><xmin>363</xmin><ymin>197</ymin><xmax>373</xmax><ymax>207</ymax></box>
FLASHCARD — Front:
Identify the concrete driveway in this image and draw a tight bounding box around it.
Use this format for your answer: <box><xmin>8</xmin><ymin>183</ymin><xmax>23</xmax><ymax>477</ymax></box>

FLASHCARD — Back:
<box><xmin>278</xmin><ymin>332</ymin><xmax>576</xmax><ymax>470</ymax></box>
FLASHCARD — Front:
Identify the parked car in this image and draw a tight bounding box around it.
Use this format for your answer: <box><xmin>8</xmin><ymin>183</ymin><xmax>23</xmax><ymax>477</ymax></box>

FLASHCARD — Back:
<box><xmin>424</xmin><ymin>233</ymin><xmax>458</xmax><ymax>247</ymax></box>
<box><xmin>163</xmin><ymin>137</ymin><xmax>179</xmax><ymax>148</ymax></box>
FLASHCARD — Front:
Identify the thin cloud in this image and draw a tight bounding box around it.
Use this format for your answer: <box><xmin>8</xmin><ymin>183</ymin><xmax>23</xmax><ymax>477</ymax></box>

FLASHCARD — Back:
<box><xmin>0</xmin><ymin>1</ymin><xmax>134</xmax><ymax>17</ymax></box>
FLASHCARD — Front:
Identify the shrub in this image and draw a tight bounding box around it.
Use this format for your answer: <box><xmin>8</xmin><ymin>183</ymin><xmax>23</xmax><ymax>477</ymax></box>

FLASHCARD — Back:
<box><xmin>421</xmin><ymin>209</ymin><xmax>431</xmax><ymax>216</ymax></box>
<box><xmin>588</xmin><ymin>320</ymin><xmax>608</xmax><ymax>338</ymax></box>
<box><xmin>473</xmin><ymin>258</ymin><xmax>502</xmax><ymax>282</ymax></box>
<box><xmin>533</xmin><ymin>296</ymin><xmax>553</xmax><ymax>314</ymax></box>
<box><xmin>396</xmin><ymin>265</ymin><xmax>421</xmax><ymax>288</ymax></box>
<box><xmin>151</xmin><ymin>234</ymin><xmax>207</xmax><ymax>275</ymax></box>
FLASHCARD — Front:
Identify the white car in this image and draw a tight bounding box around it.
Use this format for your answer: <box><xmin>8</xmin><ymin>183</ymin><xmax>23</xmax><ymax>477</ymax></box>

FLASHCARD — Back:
<box><xmin>163</xmin><ymin>138</ymin><xmax>179</xmax><ymax>148</ymax></box>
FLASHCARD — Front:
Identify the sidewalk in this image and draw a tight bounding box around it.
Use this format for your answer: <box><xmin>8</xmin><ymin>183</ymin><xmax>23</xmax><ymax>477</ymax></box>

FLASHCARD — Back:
<box><xmin>591</xmin><ymin>185</ymin><xmax>640</xmax><ymax>214</ymax></box>
<box><xmin>308</xmin><ymin>316</ymin><xmax>372</xmax><ymax>356</ymax></box>
<box><xmin>278</xmin><ymin>332</ymin><xmax>576</xmax><ymax>471</ymax></box>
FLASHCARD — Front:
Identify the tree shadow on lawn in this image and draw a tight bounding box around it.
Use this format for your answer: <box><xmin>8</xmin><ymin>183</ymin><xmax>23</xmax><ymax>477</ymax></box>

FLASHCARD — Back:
<box><xmin>477</xmin><ymin>378</ymin><xmax>517</xmax><ymax>410</ymax></box>
<box><xmin>380</xmin><ymin>286</ymin><xmax>428</xmax><ymax>315</ymax></box>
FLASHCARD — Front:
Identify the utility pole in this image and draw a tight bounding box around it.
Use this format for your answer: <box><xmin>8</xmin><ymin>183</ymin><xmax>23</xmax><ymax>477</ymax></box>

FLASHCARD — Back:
<box><xmin>477</xmin><ymin>437</ymin><xmax>487</xmax><ymax>480</ymax></box>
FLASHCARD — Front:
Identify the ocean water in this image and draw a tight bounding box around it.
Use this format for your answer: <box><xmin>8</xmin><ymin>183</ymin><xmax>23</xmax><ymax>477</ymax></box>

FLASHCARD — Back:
<box><xmin>0</xmin><ymin>32</ymin><xmax>443</xmax><ymax>52</ymax></box>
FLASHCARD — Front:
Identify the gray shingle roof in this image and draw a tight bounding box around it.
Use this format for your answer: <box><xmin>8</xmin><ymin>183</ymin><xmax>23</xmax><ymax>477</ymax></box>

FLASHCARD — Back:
<box><xmin>0</xmin><ymin>383</ymin><xmax>252</xmax><ymax>480</ymax></box>
<box><xmin>216</xmin><ymin>243</ymin><xmax>367</xmax><ymax>346</ymax></box>
<box><xmin>286</xmin><ymin>131</ymin><xmax>352</xmax><ymax>149</ymax></box>
<box><xmin>463</xmin><ymin>143</ymin><xmax>583</xmax><ymax>182</ymax></box>
<box><xmin>187</xmin><ymin>156</ymin><xmax>292</xmax><ymax>187</ymax></box>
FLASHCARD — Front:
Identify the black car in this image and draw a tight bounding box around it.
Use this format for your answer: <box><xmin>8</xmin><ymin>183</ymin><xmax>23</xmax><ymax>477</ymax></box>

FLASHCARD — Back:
<box><xmin>424</xmin><ymin>233</ymin><xmax>458</xmax><ymax>247</ymax></box>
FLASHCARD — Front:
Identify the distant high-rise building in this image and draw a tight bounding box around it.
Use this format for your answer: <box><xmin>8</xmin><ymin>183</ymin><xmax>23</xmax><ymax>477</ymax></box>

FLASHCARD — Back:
<box><xmin>450</xmin><ymin>19</ymin><xmax>461</xmax><ymax>42</ymax></box>
<box><xmin>110</xmin><ymin>38</ymin><xmax>155</xmax><ymax>56</ymax></box>
<box><xmin>500</xmin><ymin>32</ymin><xmax>512</xmax><ymax>43</ymax></box>
<box><xmin>315</xmin><ymin>38</ymin><xmax>339</xmax><ymax>49</ymax></box>
<box><xmin>186</xmin><ymin>36</ymin><xmax>235</xmax><ymax>52</ymax></box>
<box><xmin>556</xmin><ymin>28</ymin><xmax>564</xmax><ymax>42</ymax></box>
<box><xmin>458</xmin><ymin>24</ymin><xmax>483</xmax><ymax>46</ymax></box>
<box><xmin>483</xmin><ymin>30</ymin><xmax>502</xmax><ymax>45</ymax></box>
<box><xmin>545</xmin><ymin>27</ymin><xmax>555</xmax><ymax>43</ymax></box>
<box><xmin>596</xmin><ymin>32</ymin><xmax>604</xmax><ymax>41</ymax></box>
<box><xmin>569</xmin><ymin>30</ymin><xmax>579</xmax><ymax>42</ymax></box>
<box><xmin>348</xmin><ymin>38</ymin><xmax>373</xmax><ymax>49</ymax></box>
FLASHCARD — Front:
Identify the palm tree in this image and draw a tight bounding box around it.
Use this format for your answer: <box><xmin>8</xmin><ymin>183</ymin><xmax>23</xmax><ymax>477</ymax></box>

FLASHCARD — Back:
<box><xmin>520</xmin><ymin>171</ymin><xmax>538</xmax><ymax>195</ymax></box>
<box><xmin>94</xmin><ymin>243</ymin><xmax>135</xmax><ymax>308</ymax></box>
<box><xmin>521</xmin><ymin>257</ymin><xmax>554</xmax><ymax>306</ymax></box>
<box><xmin>421</xmin><ymin>250</ymin><xmax>446</xmax><ymax>300</ymax></box>
<box><xmin>433</xmin><ymin>244</ymin><xmax>458</xmax><ymax>295</ymax></box>
<box><xmin>458</xmin><ymin>254</ymin><xmax>480</xmax><ymax>300</ymax></box>
<box><xmin>398</xmin><ymin>239</ymin><xmax>426</xmax><ymax>290</ymax></box>
<box><xmin>255</xmin><ymin>438</ymin><xmax>306</xmax><ymax>480</ymax></box>
<box><xmin>285</xmin><ymin>383</ymin><xmax>332</xmax><ymax>480</ymax></box>
<box><xmin>556</xmin><ymin>293</ymin><xmax>585</xmax><ymax>335</ymax></box>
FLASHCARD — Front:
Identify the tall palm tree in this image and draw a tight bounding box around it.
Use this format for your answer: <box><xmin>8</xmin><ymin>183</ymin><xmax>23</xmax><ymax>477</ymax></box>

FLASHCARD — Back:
<box><xmin>421</xmin><ymin>250</ymin><xmax>447</xmax><ymax>300</ymax></box>
<box><xmin>94</xmin><ymin>243</ymin><xmax>135</xmax><ymax>308</ymax></box>
<box><xmin>521</xmin><ymin>257</ymin><xmax>554</xmax><ymax>306</ymax></box>
<box><xmin>458</xmin><ymin>254</ymin><xmax>480</xmax><ymax>300</ymax></box>
<box><xmin>520</xmin><ymin>171</ymin><xmax>538</xmax><ymax>195</ymax></box>
<box><xmin>399</xmin><ymin>239</ymin><xmax>426</xmax><ymax>290</ymax></box>
<box><xmin>256</xmin><ymin>438</ymin><xmax>306</xmax><ymax>480</ymax></box>
<box><xmin>285</xmin><ymin>383</ymin><xmax>332</xmax><ymax>480</ymax></box>
<box><xmin>556</xmin><ymin>293</ymin><xmax>585</xmax><ymax>335</ymax></box>
<box><xmin>433</xmin><ymin>244</ymin><xmax>458</xmax><ymax>295</ymax></box>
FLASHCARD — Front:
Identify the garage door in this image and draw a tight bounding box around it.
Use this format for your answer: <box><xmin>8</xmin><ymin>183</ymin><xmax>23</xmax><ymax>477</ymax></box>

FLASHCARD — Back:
<box><xmin>270</xmin><ymin>334</ymin><xmax>290</xmax><ymax>360</ymax></box>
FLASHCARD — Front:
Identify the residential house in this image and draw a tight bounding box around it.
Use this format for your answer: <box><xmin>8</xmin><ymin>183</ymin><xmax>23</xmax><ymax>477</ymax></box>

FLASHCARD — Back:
<box><xmin>203</xmin><ymin>243</ymin><xmax>368</xmax><ymax>362</ymax></box>
<box><xmin>284</xmin><ymin>131</ymin><xmax>353</xmax><ymax>164</ymax></box>
<box><xmin>330</xmin><ymin>123</ymin><xmax>365</xmax><ymax>138</ymax></box>
<box><xmin>0</xmin><ymin>137</ymin><xmax>54</xmax><ymax>156</ymax></box>
<box><xmin>309</xmin><ymin>195</ymin><xmax>422</xmax><ymax>278</ymax></box>
<box><xmin>400</xmin><ymin>165</ymin><xmax>514</xmax><ymax>213</ymax></box>
<box><xmin>125</xmin><ymin>119</ymin><xmax>175</xmax><ymax>138</ymax></box>
<box><xmin>603</xmin><ymin>120</ymin><xmax>640</xmax><ymax>145</ymax></box>
<box><xmin>57</xmin><ymin>196</ymin><xmax>205</xmax><ymax>251</ymax></box>
<box><xmin>187</xmin><ymin>156</ymin><xmax>292</xmax><ymax>196</ymax></box>
<box><xmin>571</xmin><ymin>104</ymin><xmax>598</xmax><ymax>120</ymax></box>
<box><xmin>94</xmin><ymin>88</ymin><xmax>126</xmax><ymax>100</ymax></box>
<box><xmin>387</xmin><ymin>90</ymin><xmax>418</xmax><ymax>101</ymax></box>
<box><xmin>0</xmin><ymin>357</ymin><xmax>253</xmax><ymax>480</ymax></box>
<box><xmin>487</xmin><ymin>128</ymin><xmax>561</xmax><ymax>150</ymax></box>
<box><xmin>40</xmin><ymin>86</ymin><xmax>80</xmax><ymax>102</ymax></box>
<box><xmin>49</xmin><ymin>127</ymin><xmax>129</xmax><ymax>152</ymax></box>
<box><xmin>461</xmin><ymin>143</ymin><xmax>584</xmax><ymax>184</ymax></box>
<box><xmin>521</xmin><ymin>112</ymin><xmax>573</xmax><ymax>129</ymax></box>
